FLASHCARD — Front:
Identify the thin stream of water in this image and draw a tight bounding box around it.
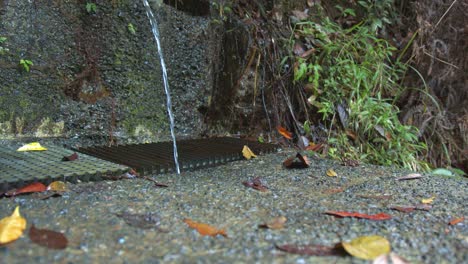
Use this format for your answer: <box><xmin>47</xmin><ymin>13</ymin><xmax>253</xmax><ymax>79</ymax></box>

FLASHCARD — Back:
<box><xmin>142</xmin><ymin>0</ymin><xmax>180</xmax><ymax>174</ymax></box>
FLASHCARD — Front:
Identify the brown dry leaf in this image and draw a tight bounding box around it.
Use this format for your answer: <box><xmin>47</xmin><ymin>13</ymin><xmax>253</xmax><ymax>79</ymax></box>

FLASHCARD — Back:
<box><xmin>259</xmin><ymin>216</ymin><xmax>287</xmax><ymax>230</ymax></box>
<box><xmin>242</xmin><ymin>145</ymin><xmax>257</xmax><ymax>160</ymax></box>
<box><xmin>326</xmin><ymin>168</ymin><xmax>337</xmax><ymax>177</ymax></box>
<box><xmin>47</xmin><ymin>181</ymin><xmax>68</xmax><ymax>192</ymax></box>
<box><xmin>283</xmin><ymin>153</ymin><xmax>310</xmax><ymax>169</ymax></box>
<box><xmin>29</xmin><ymin>224</ymin><xmax>68</xmax><ymax>249</ymax></box>
<box><xmin>62</xmin><ymin>152</ymin><xmax>78</xmax><ymax>161</ymax></box>
<box><xmin>242</xmin><ymin>177</ymin><xmax>268</xmax><ymax>192</ymax></box>
<box><xmin>184</xmin><ymin>219</ymin><xmax>227</xmax><ymax>237</ymax></box>
<box><xmin>0</xmin><ymin>206</ymin><xmax>27</xmax><ymax>245</ymax></box>
<box><xmin>342</xmin><ymin>235</ymin><xmax>391</xmax><ymax>260</ymax></box>
<box><xmin>276</xmin><ymin>243</ymin><xmax>345</xmax><ymax>256</ymax></box>
<box><xmin>323</xmin><ymin>187</ymin><xmax>344</xmax><ymax>195</ymax></box>
<box><xmin>373</xmin><ymin>253</ymin><xmax>411</xmax><ymax>264</ymax></box>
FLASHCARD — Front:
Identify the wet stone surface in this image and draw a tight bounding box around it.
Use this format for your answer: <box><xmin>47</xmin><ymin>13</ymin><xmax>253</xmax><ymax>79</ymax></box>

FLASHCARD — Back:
<box><xmin>0</xmin><ymin>149</ymin><xmax>466</xmax><ymax>263</ymax></box>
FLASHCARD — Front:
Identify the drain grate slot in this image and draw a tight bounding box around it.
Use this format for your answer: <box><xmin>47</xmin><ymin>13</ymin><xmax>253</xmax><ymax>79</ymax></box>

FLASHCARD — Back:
<box><xmin>76</xmin><ymin>137</ymin><xmax>278</xmax><ymax>175</ymax></box>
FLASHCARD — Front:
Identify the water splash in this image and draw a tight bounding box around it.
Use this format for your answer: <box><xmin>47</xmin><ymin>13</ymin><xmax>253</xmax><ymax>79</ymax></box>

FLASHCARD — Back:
<box><xmin>142</xmin><ymin>0</ymin><xmax>180</xmax><ymax>174</ymax></box>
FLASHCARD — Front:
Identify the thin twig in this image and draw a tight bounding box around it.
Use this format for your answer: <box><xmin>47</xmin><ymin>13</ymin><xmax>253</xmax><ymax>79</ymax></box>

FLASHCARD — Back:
<box><xmin>423</xmin><ymin>51</ymin><xmax>460</xmax><ymax>69</ymax></box>
<box><xmin>433</xmin><ymin>0</ymin><xmax>458</xmax><ymax>30</ymax></box>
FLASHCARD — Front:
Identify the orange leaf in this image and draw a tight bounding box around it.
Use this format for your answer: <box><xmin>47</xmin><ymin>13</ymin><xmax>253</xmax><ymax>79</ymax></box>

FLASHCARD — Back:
<box><xmin>5</xmin><ymin>182</ymin><xmax>47</xmax><ymax>197</ymax></box>
<box><xmin>277</xmin><ymin>126</ymin><xmax>293</xmax><ymax>139</ymax></box>
<box><xmin>184</xmin><ymin>219</ymin><xmax>227</xmax><ymax>237</ymax></box>
<box><xmin>325</xmin><ymin>211</ymin><xmax>392</xmax><ymax>220</ymax></box>
<box><xmin>283</xmin><ymin>153</ymin><xmax>310</xmax><ymax>169</ymax></box>
<box><xmin>305</xmin><ymin>143</ymin><xmax>323</xmax><ymax>152</ymax></box>
<box><xmin>448</xmin><ymin>217</ymin><xmax>464</xmax><ymax>225</ymax></box>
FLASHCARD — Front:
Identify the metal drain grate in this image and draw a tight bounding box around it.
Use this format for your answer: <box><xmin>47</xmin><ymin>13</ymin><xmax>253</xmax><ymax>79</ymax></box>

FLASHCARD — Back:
<box><xmin>0</xmin><ymin>144</ymin><xmax>129</xmax><ymax>192</ymax></box>
<box><xmin>76</xmin><ymin>137</ymin><xmax>278</xmax><ymax>175</ymax></box>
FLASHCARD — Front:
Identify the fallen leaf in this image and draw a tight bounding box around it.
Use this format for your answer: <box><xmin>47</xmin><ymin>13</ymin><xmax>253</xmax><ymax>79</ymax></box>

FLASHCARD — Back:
<box><xmin>5</xmin><ymin>182</ymin><xmax>47</xmax><ymax>197</ymax></box>
<box><xmin>242</xmin><ymin>145</ymin><xmax>257</xmax><ymax>160</ymax></box>
<box><xmin>17</xmin><ymin>142</ymin><xmax>47</xmax><ymax>151</ymax></box>
<box><xmin>116</xmin><ymin>212</ymin><xmax>166</xmax><ymax>231</ymax></box>
<box><xmin>390</xmin><ymin>206</ymin><xmax>415</xmax><ymax>213</ymax></box>
<box><xmin>326</xmin><ymin>168</ymin><xmax>337</xmax><ymax>177</ymax></box>
<box><xmin>283</xmin><ymin>153</ymin><xmax>310</xmax><ymax>169</ymax></box>
<box><xmin>62</xmin><ymin>152</ymin><xmax>78</xmax><ymax>161</ymax></box>
<box><xmin>448</xmin><ymin>217</ymin><xmax>464</xmax><ymax>225</ymax></box>
<box><xmin>184</xmin><ymin>219</ymin><xmax>227</xmax><ymax>237</ymax></box>
<box><xmin>242</xmin><ymin>177</ymin><xmax>268</xmax><ymax>192</ymax></box>
<box><xmin>276</xmin><ymin>243</ymin><xmax>345</xmax><ymax>256</ymax></box>
<box><xmin>36</xmin><ymin>191</ymin><xmax>64</xmax><ymax>200</ymax></box>
<box><xmin>396</xmin><ymin>173</ymin><xmax>423</xmax><ymax>180</ymax></box>
<box><xmin>305</xmin><ymin>142</ymin><xmax>323</xmax><ymax>152</ymax></box>
<box><xmin>0</xmin><ymin>206</ymin><xmax>27</xmax><ymax>245</ymax></box>
<box><xmin>29</xmin><ymin>224</ymin><xmax>68</xmax><ymax>249</ymax></box>
<box><xmin>154</xmin><ymin>182</ymin><xmax>169</xmax><ymax>188</ymax></box>
<box><xmin>358</xmin><ymin>194</ymin><xmax>392</xmax><ymax>200</ymax></box>
<box><xmin>300</xmin><ymin>48</ymin><xmax>316</xmax><ymax>58</ymax></box>
<box><xmin>342</xmin><ymin>235</ymin><xmax>391</xmax><ymax>260</ymax></box>
<box><xmin>47</xmin><ymin>181</ymin><xmax>68</xmax><ymax>192</ymax></box>
<box><xmin>345</xmin><ymin>129</ymin><xmax>357</xmax><ymax>141</ymax></box>
<box><xmin>323</xmin><ymin>187</ymin><xmax>344</xmax><ymax>194</ymax></box>
<box><xmin>277</xmin><ymin>126</ymin><xmax>293</xmax><ymax>139</ymax></box>
<box><xmin>325</xmin><ymin>211</ymin><xmax>392</xmax><ymax>220</ymax></box>
<box><xmin>259</xmin><ymin>216</ymin><xmax>287</xmax><ymax>230</ymax></box>
<box><xmin>421</xmin><ymin>196</ymin><xmax>435</xmax><ymax>204</ymax></box>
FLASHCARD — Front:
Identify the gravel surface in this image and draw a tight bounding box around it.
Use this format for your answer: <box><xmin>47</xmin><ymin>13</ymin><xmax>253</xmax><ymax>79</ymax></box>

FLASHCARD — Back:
<box><xmin>0</xmin><ymin>149</ymin><xmax>466</xmax><ymax>263</ymax></box>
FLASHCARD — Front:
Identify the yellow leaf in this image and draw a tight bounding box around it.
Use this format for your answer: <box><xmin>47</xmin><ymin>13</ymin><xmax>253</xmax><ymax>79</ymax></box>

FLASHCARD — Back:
<box><xmin>421</xmin><ymin>196</ymin><xmax>435</xmax><ymax>204</ymax></box>
<box><xmin>17</xmin><ymin>142</ymin><xmax>47</xmax><ymax>151</ymax></box>
<box><xmin>242</xmin><ymin>145</ymin><xmax>257</xmax><ymax>160</ymax></box>
<box><xmin>0</xmin><ymin>206</ymin><xmax>27</xmax><ymax>245</ymax></box>
<box><xmin>342</xmin><ymin>235</ymin><xmax>391</xmax><ymax>260</ymax></box>
<box><xmin>47</xmin><ymin>181</ymin><xmax>68</xmax><ymax>192</ymax></box>
<box><xmin>326</xmin><ymin>168</ymin><xmax>337</xmax><ymax>177</ymax></box>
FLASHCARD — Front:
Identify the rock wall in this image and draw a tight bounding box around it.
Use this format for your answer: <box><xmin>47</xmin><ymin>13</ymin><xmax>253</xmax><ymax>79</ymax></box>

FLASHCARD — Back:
<box><xmin>0</xmin><ymin>0</ymin><xmax>214</xmax><ymax>145</ymax></box>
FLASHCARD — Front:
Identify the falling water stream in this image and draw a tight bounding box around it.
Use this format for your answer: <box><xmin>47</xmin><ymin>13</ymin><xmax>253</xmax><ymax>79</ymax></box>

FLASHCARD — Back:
<box><xmin>142</xmin><ymin>0</ymin><xmax>180</xmax><ymax>174</ymax></box>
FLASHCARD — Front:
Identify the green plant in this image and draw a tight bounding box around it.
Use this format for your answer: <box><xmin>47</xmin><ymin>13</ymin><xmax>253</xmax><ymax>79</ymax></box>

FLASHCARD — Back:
<box><xmin>0</xmin><ymin>37</ymin><xmax>7</xmax><ymax>55</ymax></box>
<box><xmin>127</xmin><ymin>23</ymin><xmax>136</xmax><ymax>35</ymax></box>
<box><xmin>19</xmin><ymin>59</ymin><xmax>33</xmax><ymax>72</ymax></box>
<box><xmin>86</xmin><ymin>2</ymin><xmax>97</xmax><ymax>14</ymax></box>
<box><xmin>292</xmin><ymin>10</ymin><xmax>428</xmax><ymax>171</ymax></box>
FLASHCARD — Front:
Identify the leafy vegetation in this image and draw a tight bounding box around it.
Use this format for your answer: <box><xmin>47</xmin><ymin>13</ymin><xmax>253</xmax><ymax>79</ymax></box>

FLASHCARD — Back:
<box><xmin>0</xmin><ymin>37</ymin><xmax>7</xmax><ymax>55</ymax></box>
<box><xmin>291</xmin><ymin>4</ymin><xmax>428</xmax><ymax>171</ymax></box>
<box><xmin>85</xmin><ymin>2</ymin><xmax>97</xmax><ymax>14</ymax></box>
<box><xmin>19</xmin><ymin>59</ymin><xmax>33</xmax><ymax>72</ymax></box>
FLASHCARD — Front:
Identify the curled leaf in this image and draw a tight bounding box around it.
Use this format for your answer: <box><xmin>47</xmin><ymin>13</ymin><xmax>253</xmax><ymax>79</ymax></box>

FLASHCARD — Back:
<box><xmin>259</xmin><ymin>216</ymin><xmax>287</xmax><ymax>230</ymax></box>
<box><xmin>277</xmin><ymin>126</ymin><xmax>293</xmax><ymax>139</ymax></box>
<box><xmin>396</xmin><ymin>173</ymin><xmax>423</xmax><ymax>181</ymax></box>
<box><xmin>342</xmin><ymin>235</ymin><xmax>391</xmax><ymax>260</ymax></box>
<box><xmin>242</xmin><ymin>145</ymin><xmax>257</xmax><ymax>160</ymax></box>
<box><xmin>326</xmin><ymin>168</ymin><xmax>337</xmax><ymax>177</ymax></box>
<box><xmin>17</xmin><ymin>142</ymin><xmax>47</xmax><ymax>151</ymax></box>
<box><xmin>0</xmin><ymin>206</ymin><xmax>27</xmax><ymax>245</ymax></box>
<box><xmin>242</xmin><ymin>177</ymin><xmax>268</xmax><ymax>192</ymax></box>
<box><xmin>184</xmin><ymin>219</ymin><xmax>227</xmax><ymax>237</ymax></box>
<box><xmin>47</xmin><ymin>181</ymin><xmax>68</xmax><ymax>192</ymax></box>
<box><xmin>283</xmin><ymin>153</ymin><xmax>310</xmax><ymax>169</ymax></box>
<box><xmin>29</xmin><ymin>225</ymin><xmax>68</xmax><ymax>249</ymax></box>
